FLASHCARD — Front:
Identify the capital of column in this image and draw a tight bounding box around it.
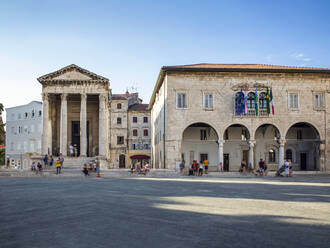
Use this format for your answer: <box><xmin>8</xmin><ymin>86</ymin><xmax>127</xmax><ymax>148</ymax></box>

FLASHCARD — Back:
<box><xmin>248</xmin><ymin>139</ymin><xmax>256</xmax><ymax>147</ymax></box>
<box><xmin>218</xmin><ymin>139</ymin><xmax>225</xmax><ymax>146</ymax></box>
<box><xmin>99</xmin><ymin>93</ymin><xmax>107</xmax><ymax>102</ymax></box>
<box><xmin>61</xmin><ymin>93</ymin><xmax>68</xmax><ymax>101</ymax></box>
<box><xmin>81</xmin><ymin>93</ymin><xmax>87</xmax><ymax>101</ymax></box>
<box><xmin>42</xmin><ymin>93</ymin><xmax>49</xmax><ymax>101</ymax></box>
<box><xmin>279</xmin><ymin>138</ymin><xmax>286</xmax><ymax>146</ymax></box>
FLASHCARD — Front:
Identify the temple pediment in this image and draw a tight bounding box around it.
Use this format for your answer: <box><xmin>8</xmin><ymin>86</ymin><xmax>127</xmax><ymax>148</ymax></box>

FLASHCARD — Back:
<box><xmin>38</xmin><ymin>64</ymin><xmax>109</xmax><ymax>84</ymax></box>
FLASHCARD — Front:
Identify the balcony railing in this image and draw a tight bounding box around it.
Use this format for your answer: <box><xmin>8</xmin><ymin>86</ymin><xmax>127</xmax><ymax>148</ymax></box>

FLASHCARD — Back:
<box><xmin>234</xmin><ymin>108</ymin><xmax>269</xmax><ymax>117</ymax></box>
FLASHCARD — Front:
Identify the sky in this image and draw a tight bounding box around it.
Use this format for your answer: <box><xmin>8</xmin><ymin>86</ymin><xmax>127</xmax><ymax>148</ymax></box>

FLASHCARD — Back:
<box><xmin>1</xmin><ymin>0</ymin><xmax>330</xmax><ymax>122</ymax></box>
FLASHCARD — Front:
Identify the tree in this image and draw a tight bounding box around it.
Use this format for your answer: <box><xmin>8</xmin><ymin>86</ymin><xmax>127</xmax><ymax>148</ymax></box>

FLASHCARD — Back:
<box><xmin>0</xmin><ymin>103</ymin><xmax>4</xmax><ymax>144</ymax></box>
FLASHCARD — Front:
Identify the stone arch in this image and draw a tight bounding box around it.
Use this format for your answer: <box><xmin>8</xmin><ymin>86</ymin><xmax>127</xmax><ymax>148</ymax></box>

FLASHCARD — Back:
<box><xmin>181</xmin><ymin>122</ymin><xmax>219</xmax><ymax>168</ymax></box>
<box><xmin>222</xmin><ymin>123</ymin><xmax>251</xmax><ymax>140</ymax></box>
<box><xmin>284</xmin><ymin>121</ymin><xmax>322</xmax><ymax>140</ymax></box>
<box><xmin>254</xmin><ymin>123</ymin><xmax>282</xmax><ymax>140</ymax></box>
<box><xmin>181</xmin><ymin>120</ymin><xmax>220</xmax><ymax>141</ymax></box>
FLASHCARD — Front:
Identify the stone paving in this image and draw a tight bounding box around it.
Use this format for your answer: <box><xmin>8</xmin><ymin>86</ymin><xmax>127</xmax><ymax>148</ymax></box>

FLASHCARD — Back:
<box><xmin>0</xmin><ymin>175</ymin><xmax>329</xmax><ymax>248</ymax></box>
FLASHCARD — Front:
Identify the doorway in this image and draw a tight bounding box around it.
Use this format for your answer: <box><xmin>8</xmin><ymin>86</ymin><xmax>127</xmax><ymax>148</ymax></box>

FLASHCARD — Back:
<box><xmin>119</xmin><ymin>154</ymin><xmax>126</xmax><ymax>168</ymax></box>
<box><xmin>200</xmin><ymin>153</ymin><xmax>208</xmax><ymax>163</ymax></box>
<box><xmin>300</xmin><ymin>153</ymin><xmax>307</xmax><ymax>170</ymax></box>
<box><xmin>224</xmin><ymin>153</ymin><xmax>229</xmax><ymax>171</ymax></box>
<box><xmin>71</xmin><ymin>121</ymin><xmax>80</xmax><ymax>156</ymax></box>
<box><xmin>189</xmin><ymin>151</ymin><xmax>194</xmax><ymax>165</ymax></box>
<box><xmin>242</xmin><ymin>150</ymin><xmax>249</xmax><ymax>164</ymax></box>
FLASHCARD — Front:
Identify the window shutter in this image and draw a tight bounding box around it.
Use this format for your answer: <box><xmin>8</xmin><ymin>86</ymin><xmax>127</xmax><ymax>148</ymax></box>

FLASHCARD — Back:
<box><xmin>182</xmin><ymin>93</ymin><xmax>186</xmax><ymax>108</ymax></box>
<box><xmin>294</xmin><ymin>94</ymin><xmax>298</xmax><ymax>108</ymax></box>
<box><xmin>209</xmin><ymin>94</ymin><xmax>213</xmax><ymax>108</ymax></box>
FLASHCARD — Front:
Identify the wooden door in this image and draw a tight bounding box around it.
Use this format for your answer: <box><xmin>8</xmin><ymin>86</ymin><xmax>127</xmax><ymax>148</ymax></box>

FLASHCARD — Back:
<box><xmin>300</xmin><ymin>153</ymin><xmax>307</xmax><ymax>170</ymax></box>
<box><xmin>224</xmin><ymin>153</ymin><xmax>229</xmax><ymax>171</ymax></box>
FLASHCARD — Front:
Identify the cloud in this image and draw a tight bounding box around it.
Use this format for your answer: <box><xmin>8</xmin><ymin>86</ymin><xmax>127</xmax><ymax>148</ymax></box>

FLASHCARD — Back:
<box><xmin>291</xmin><ymin>53</ymin><xmax>311</xmax><ymax>62</ymax></box>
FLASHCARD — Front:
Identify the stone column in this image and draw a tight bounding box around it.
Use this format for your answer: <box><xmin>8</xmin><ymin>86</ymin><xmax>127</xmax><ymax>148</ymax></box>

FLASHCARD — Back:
<box><xmin>248</xmin><ymin>140</ymin><xmax>256</xmax><ymax>169</ymax></box>
<box><xmin>60</xmin><ymin>93</ymin><xmax>68</xmax><ymax>156</ymax></box>
<box><xmin>42</xmin><ymin>93</ymin><xmax>49</xmax><ymax>155</ymax></box>
<box><xmin>80</xmin><ymin>93</ymin><xmax>87</xmax><ymax>157</ymax></box>
<box><xmin>218</xmin><ymin>139</ymin><xmax>225</xmax><ymax>171</ymax></box>
<box><xmin>279</xmin><ymin>138</ymin><xmax>285</xmax><ymax>168</ymax></box>
<box><xmin>99</xmin><ymin>93</ymin><xmax>107</xmax><ymax>157</ymax></box>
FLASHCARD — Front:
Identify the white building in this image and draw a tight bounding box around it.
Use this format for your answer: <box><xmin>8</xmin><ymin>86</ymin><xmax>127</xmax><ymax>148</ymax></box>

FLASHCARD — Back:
<box><xmin>5</xmin><ymin>101</ymin><xmax>43</xmax><ymax>168</ymax></box>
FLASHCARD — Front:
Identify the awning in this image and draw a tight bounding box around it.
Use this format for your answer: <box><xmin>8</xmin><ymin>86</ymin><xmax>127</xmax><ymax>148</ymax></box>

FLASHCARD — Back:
<box><xmin>130</xmin><ymin>154</ymin><xmax>150</xmax><ymax>159</ymax></box>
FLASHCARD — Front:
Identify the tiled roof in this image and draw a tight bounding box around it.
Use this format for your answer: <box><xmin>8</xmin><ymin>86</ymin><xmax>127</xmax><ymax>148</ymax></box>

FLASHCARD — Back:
<box><xmin>128</xmin><ymin>104</ymin><xmax>149</xmax><ymax>111</ymax></box>
<box><xmin>111</xmin><ymin>93</ymin><xmax>135</xmax><ymax>100</ymax></box>
<box><xmin>163</xmin><ymin>63</ymin><xmax>330</xmax><ymax>71</ymax></box>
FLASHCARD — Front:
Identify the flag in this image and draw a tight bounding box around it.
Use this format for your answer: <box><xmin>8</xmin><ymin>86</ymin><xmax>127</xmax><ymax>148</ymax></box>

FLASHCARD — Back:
<box><xmin>270</xmin><ymin>88</ymin><xmax>274</xmax><ymax>115</ymax></box>
<box><xmin>266</xmin><ymin>88</ymin><xmax>270</xmax><ymax>114</ymax></box>
<box><xmin>236</xmin><ymin>89</ymin><xmax>244</xmax><ymax>115</ymax></box>
<box><xmin>244</xmin><ymin>89</ymin><xmax>248</xmax><ymax>114</ymax></box>
<box><xmin>255</xmin><ymin>88</ymin><xmax>258</xmax><ymax>116</ymax></box>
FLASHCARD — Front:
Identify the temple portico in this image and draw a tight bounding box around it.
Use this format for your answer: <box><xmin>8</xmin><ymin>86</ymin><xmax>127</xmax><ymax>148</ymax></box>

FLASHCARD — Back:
<box><xmin>38</xmin><ymin>65</ymin><xmax>110</xmax><ymax>161</ymax></box>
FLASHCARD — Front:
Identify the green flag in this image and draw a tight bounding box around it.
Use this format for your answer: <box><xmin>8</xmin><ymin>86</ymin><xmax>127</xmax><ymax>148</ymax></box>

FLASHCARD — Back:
<box><xmin>255</xmin><ymin>89</ymin><xmax>258</xmax><ymax>116</ymax></box>
<box><xmin>266</xmin><ymin>88</ymin><xmax>270</xmax><ymax>114</ymax></box>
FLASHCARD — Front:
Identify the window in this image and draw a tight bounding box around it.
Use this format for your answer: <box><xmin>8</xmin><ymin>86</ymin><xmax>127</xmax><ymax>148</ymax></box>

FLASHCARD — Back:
<box><xmin>143</xmin><ymin>129</ymin><xmax>149</xmax><ymax>136</ymax></box>
<box><xmin>30</xmin><ymin>125</ymin><xmax>35</xmax><ymax>133</ymax></box>
<box><xmin>144</xmin><ymin>144</ymin><xmax>149</xmax><ymax>149</ymax></box>
<box><xmin>24</xmin><ymin>126</ymin><xmax>28</xmax><ymax>133</ymax></box>
<box><xmin>117</xmin><ymin>117</ymin><xmax>122</xmax><ymax>124</ymax></box>
<box><xmin>259</xmin><ymin>92</ymin><xmax>267</xmax><ymax>109</ymax></box>
<box><xmin>297</xmin><ymin>130</ymin><xmax>302</xmax><ymax>140</ymax></box>
<box><xmin>177</xmin><ymin>92</ymin><xmax>187</xmax><ymax>108</ymax></box>
<box><xmin>23</xmin><ymin>141</ymin><xmax>27</xmax><ymax>152</ymax></box>
<box><xmin>18</xmin><ymin>126</ymin><xmax>22</xmax><ymax>134</ymax></box>
<box><xmin>235</xmin><ymin>91</ymin><xmax>244</xmax><ymax>115</ymax></box>
<box><xmin>133</xmin><ymin>129</ymin><xmax>138</xmax><ymax>136</ymax></box>
<box><xmin>203</xmin><ymin>93</ymin><xmax>213</xmax><ymax>109</ymax></box>
<box><xmin>314</xmin><ymin>93</ymin><xmax>325</xmax><ymax>109</ymax></box>
<box><xmin>143</xmin><ymin>117</ymin><xmax>148</xmax><ymax>123</ymax></box>
<box><xmin>10</xmin><ymin>142</ymin><xmax>14</xmax><ymax>151</ymax></box>
<box><xmin>11</xmin><ymin>113</ymin><xmax>15</xmax><ymax>120</ymax></box>
<box><xmin>38</xmin><ymin>110</ymin><xmax>42</xmax><ymax>117</ymax></box>
<box><xmin>18</xmin><ymin>113</ymin><xmax>21</xmax><ymax>119</ymax></box>
<box><xmin>133</xmin><ymin>117</ymin><xmax>137</xmax><ymax>123</ymax></box>
<box><xmin>117</xmin><ymin>103</ymin><xmax>122</xmax><ymax>109</ymax></box>
<box><xmin>286</xmin><ymin>149</ymin><xmax>293</xmax><ymax>161</ymax></box>
<box><xmin>289</xmin><ymin>93</ymin><xmax>299</xmax><ymax>109</ymax></box>
<box><xmin>269</xmin><ymin>149</ymin><xmax>276</xmax><ymax>163</ymax></box>
<box><xmin>117</xmin><ymin>136</ymin><xmax>124</xmax><ymax>145</ymax></box>
<box><xmin>32</xmin><ymin>110</ymin><xmax>35</xmax><ymax>118</ymax></box>
<box><xmin>30</xmin><ymin>142</ymin><xmax>35</xmax><ymax>152</ymax></box>
<box><xmin>200</xmin><ymin>130</ymin><xmax>207</xmax><ymax>140</ymax></box>
<box><xmin>24</xmin><ymin>112</ymin><xmax>28</xmax><ymax>119</ymax></box>
<box><xmin>200</xmin><ymin>154</ymin><xmax>208</xmax><ymax>163</ymax></box>
<box><xmin>247</xmin><ymin>92</ymin><xmax>255</xmax><ymax>109</ymax></box>
<box><xmin>132</xmin><ymin>144</ymin><xmax>136</xmax><ymax>150</ymax></box>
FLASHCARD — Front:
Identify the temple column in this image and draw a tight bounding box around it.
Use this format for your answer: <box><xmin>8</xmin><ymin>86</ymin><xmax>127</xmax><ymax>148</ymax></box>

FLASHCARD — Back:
<box><xmin>248</xmin><ymin>140</ymin><xmax>256</xmax><ymax>169</ymax></box>
<box><xmin>99</xmin><ymin>93</ymin><xmax>107</xmax><ymax>157</ymax></box>
<box><xmin>80</xmin><ymin>93</ymin><xmax>87</xmax><ymax>157</ymax></box>
<box><xmin>218</xmin><ymin>139</ymin><xmax>225</xmax><ymax>171</ymax></box>
<box><xmin>60</xmin><ymin>93</ymin><xmax>68</xmax><ymax>156</ymax></box>
<box><xmin>42</xmin><ymin>93</ymin><xmax>49</xmax><ymax>155</ymax></box>
<box><xmin>279</xmin><ymin>138</ymin><xmax>285</xmax><ymax>168</ymax></box>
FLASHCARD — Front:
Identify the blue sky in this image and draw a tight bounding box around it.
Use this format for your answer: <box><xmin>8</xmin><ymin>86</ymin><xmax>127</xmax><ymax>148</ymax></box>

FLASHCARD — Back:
<box><xmin>1</xmin><ymin>0</ymin><xmax>330</xmax><ymax>120</ymax></box>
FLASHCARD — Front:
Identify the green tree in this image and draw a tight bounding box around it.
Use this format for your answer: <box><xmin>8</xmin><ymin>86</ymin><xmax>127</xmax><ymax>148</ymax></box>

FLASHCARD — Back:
<box><xmin>0</xmin><ymin>103</ymin><xmax>4</xmax><ymax>144</ymax></box>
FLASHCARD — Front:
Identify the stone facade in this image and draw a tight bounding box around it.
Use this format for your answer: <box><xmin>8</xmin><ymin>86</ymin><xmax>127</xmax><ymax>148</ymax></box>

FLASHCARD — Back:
<box><xmin>39</xmin><ymin>64</ymin><xmax>110</xmax><ymax>167</ymax></box>
<box><xmin>150</xmin><ymin>64</ymin><xmax>330</xmax><ymax>171</ymax></box>
<box><xmin>109</xmin><ymin>92</ymin><xmax>151</xmax><ymax>168</ymax></box>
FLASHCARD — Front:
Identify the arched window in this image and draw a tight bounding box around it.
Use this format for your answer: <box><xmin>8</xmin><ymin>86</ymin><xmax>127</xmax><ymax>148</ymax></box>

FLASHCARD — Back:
<box><xmin>286</xmin><ymin>149</ymin><xmax>293</xmax><ymax>161</ymax></box>
<box><xmin>269</xmin><ymin>149</ymin><xmax>276</xmax><ymax>163</ymax></box>
<box><xmin>235</xmin><ymin>92</ymin><xmax>244</xmax><ymax>115</ymax></box>
<box><xmin>247</xmin><ymin>92</ymin><xmax>255</xmax><ymax>108</ymax></box>
<box><xmin>259</xmin><ymin>92</ymin><xmax>267</xmax><ymax>109</ymax></box>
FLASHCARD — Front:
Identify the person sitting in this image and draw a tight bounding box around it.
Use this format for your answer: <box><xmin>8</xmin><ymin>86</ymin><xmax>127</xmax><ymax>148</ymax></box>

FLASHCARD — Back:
<box><xmin>198</xmin><ymin>162</ymin><xmax>203</xmax><ymax>176</ymax></box>
<box><xmin>37</xmin><ymin>162</ymin><xmax>42</xmax><ymax>174</ymax></box>
<box><xmin>31</xmin><ymin>162</ymin><xmax>36</xmax><ymax>171</ymax></box>
<box><xmin>258</xmin><ymin>159</ymin><xmax>265</xmax><ymax>177</ymax></box>
<box><xmin>82</xmin><ymin>164</ymin><xmax>89</xmax><ymax>176</ymax></box>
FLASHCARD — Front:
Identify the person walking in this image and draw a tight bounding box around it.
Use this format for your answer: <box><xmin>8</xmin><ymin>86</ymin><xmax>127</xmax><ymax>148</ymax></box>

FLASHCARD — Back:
<box><xmin>43</xmin><ymin>154</ymin><xmax>48</xmax><ymax>169</ymax></box>
<box><xmin>59</xmin><ymin>153</ymin><xmax>64</xmax><ymax>168</ymax></box>
<box><xmin>284</xmin><ymin>159</ymin><xmax>290</xmax><ymax>177</ymax></box>
<box><xmin>288</xmin><ymin>159</ymin><xmax>293</xmax><ymax>177</ymax></box>
<box><xmin>95</xmin><ymin>160</ymin><xmax>100</xmax><ymax>177</ymax></box>
<box><xmin>49</xmin><ymin>155</ymin><xmax>54</xmax><ymax>167</ymax></box>
<box><xmin>69</xmin><ymin>144</ymin><xmax>74</xmax><ymax>157</ymax></box>
<box><xmin>179</xmin><ymin>160</ymin><xmax>185</xmax><ymax>175</ymax></box>
<box><xmin>204</xmin><ymin>159</ymin><xmax>209</xmax><ymax>174</ymax></box>
<box><xmin>56</xmin><ymin>158</ymin><xmax>61</xmax><ymax>175</ymax></box>
<box><xmin>37</xmin><ymin>162</ymin><xmax>42</xmax><ymax>174</ymax></box>
<box><xmin>198</xmin><ymin>162</ymin><xmax>204</xmax><ymax>176</ymax></box>
<box><xmin>82</xmin><ymin>164</ymin><xmax>89</xmax><ymax>176</ymax></box>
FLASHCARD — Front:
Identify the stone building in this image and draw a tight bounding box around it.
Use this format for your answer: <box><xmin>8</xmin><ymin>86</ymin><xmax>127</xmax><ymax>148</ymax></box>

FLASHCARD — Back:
<box><xmin>5</xmin><ymin>101</ymin><xmax>43</xmax><ymax>168</ymax></box>
<box><xmin>109</xmin><ymin>91</ymin><xmax>151</xmax><ymax>168</ymax></box>
<box><xmin>149</xmin><ymin>64</ymin><xmax>330</xmax><ymax>172</ymax></box>
<box><xmin>38</xmin><ymin>64</ymin><xmax>110</xmax><ymax>167</ymax></box>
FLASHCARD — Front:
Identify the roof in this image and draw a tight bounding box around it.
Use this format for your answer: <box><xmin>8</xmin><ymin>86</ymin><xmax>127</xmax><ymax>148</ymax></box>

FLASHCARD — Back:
<box><xmin>149</xmin><ymin>63</ymin><xmax>330</xmax><ymax>109</ymax></box>
<box><xmin>128</xmin><ymin>104</ymin><xmax>149</xmax><ymax>111</ymax></box>
<box><xmin>6</xmin><ymin>101</ymin><xmax>42</xmax><ymax>110</ymax></box>
<box><xmin>111</xmin><ymin>93</ymin><xmax>134</xmax><ymax>100</ymax></box>
<box><xmin>38</xmin><ymin>64</ymin><xmax>109</xmax><ymax>84</ymax></box>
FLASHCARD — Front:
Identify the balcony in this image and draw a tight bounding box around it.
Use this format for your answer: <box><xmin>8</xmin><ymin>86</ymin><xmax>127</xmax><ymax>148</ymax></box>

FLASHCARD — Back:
<box><xmin>234</xmin><ymin>108</ymin><xmax>269</xmax><ymax>117</ymax></box>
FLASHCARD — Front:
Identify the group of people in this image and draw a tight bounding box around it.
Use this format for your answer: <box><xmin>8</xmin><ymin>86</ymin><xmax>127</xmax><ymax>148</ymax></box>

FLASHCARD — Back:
<box><xmin>277</xmin><ymin>159</ymin><xmax>293</xmax><ymax>177</ymax></box>
<box><xmin>179</xmin><ymin>160</ymin><xmax>209</xmax><ymax>176</ymax></box>
<box><xmin>31</xmin><ymin>153</ymin><xmax>64</xmax><ymax>175</ymax></box>
<box><xmin>130</xmin><ymin>163</ymin><xmax>150</xmax><ymax>175</ymax></box>
<box><xmin>82</xmin><ymin>159</ymin><xmax>100</xmax><ymax>177</ymax></box>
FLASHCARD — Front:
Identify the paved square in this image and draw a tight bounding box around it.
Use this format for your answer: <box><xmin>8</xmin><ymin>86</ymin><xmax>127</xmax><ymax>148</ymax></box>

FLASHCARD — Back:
<box><xmin>0</xmin><ymin>175</ymin><xmax>329</xmax><ymax>248</ymax></box>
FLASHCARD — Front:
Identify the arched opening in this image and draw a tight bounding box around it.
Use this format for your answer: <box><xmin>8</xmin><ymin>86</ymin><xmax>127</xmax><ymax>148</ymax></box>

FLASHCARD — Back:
<box><xmin>254</xmin><ymin>124</ymin><xmax>281</xmax><ymax>170</ymax></box>
<box><xmin>285</xmin><ymin>122</ymin><xmax>321</xmax><ymax>171</ymax></box>
<box><xmin>119</xmin><ymin>154</ymin><xmax>126</xmax><ymax>168</ymax></box>
<box><xmin>181</xmin><ymin>122</ymin><xmax>219</xmax><ymax>171</ymax></box>
<box><xmin>223</xmin><ymin>124</ymin><xmax>250</xmax><ymax>171</ymax></box>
